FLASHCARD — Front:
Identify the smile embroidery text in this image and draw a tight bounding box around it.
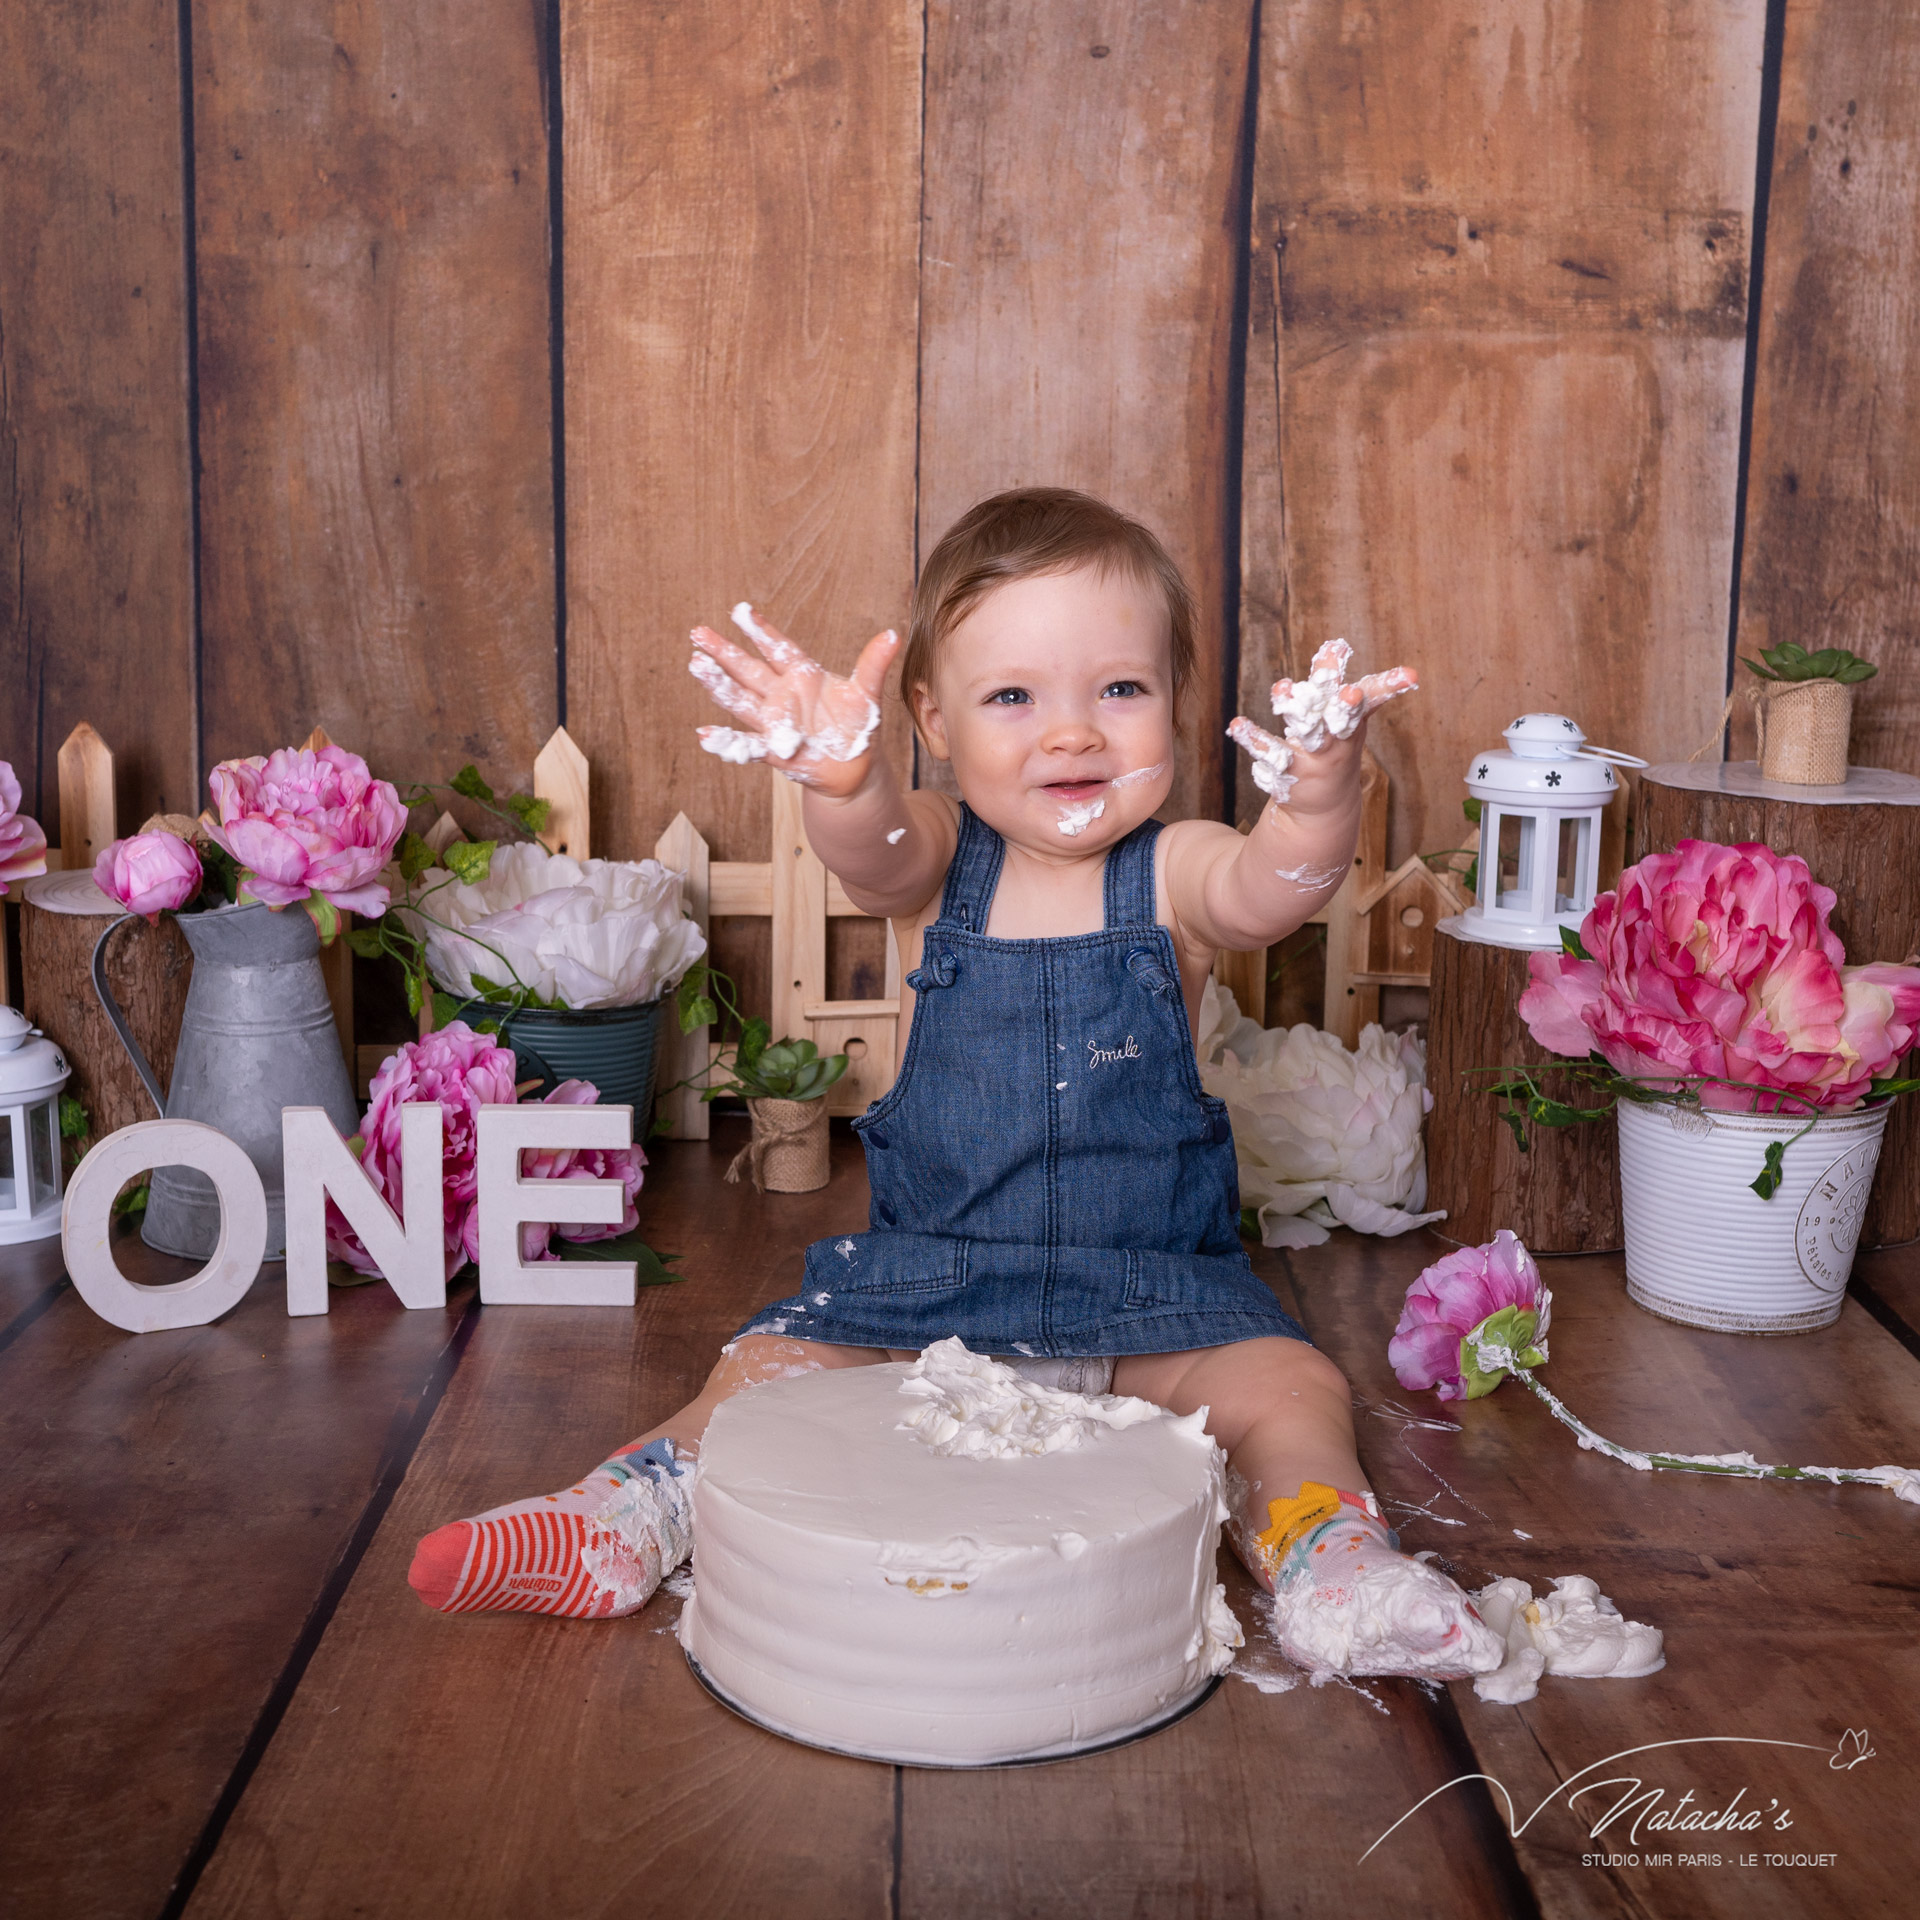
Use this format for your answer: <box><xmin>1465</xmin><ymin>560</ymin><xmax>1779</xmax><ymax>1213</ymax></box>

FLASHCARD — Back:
<box><xmin>1087</xmin><ymin>1035</ymin><xmax>1142</xmax><ymax>1070</ymax></box>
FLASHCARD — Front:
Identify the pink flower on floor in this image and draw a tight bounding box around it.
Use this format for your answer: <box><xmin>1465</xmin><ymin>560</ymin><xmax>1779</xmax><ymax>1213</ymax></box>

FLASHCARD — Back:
<box><xmin>1389</xmin><ymin>1231</ymin><xmax>1549</xmax><ymax>1402</ymax></box>
<box><xmin>94</xmin><ymin>830</ymin><xmax>203</xmax><ymax>922</ymax></box>
<box><xmin>0</xmin><ymin>762</ymin><xmax>49</xmax><ymax>897</ymax></box>
<box><xmin>1519</xmin><ymin>839</ymin><xmax>1920</xmax><ymax>1112</ymax></box>
<box><xmin>328</xmin><ymin>1022</ymin><xmax>520</xmax><ymax>1279</ymax></box>
<box><xmin>456</xmin><ymin>1078</ymin><xmax>646</xmax><ymax>1267</ymax></box>
<box><xmin>202</xmin><ymin>744</ymin><xmax>405</xmax><ymax>916</ymax></box>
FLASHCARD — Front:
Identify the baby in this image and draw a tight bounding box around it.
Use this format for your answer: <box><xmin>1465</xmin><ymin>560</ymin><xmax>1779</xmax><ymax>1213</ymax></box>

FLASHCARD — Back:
<box><xmin>410</xmin><ymin>487</ymin><xmax>1503</xmax><ymax>1682</ymax></box>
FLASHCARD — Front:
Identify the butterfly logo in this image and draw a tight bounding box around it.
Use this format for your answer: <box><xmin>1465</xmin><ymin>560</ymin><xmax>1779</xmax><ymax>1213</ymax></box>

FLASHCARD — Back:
<box><xmin>1829</xmin><ymin>1729</ymin><xmax>1875</xmax><ymax>1771</ymax></box>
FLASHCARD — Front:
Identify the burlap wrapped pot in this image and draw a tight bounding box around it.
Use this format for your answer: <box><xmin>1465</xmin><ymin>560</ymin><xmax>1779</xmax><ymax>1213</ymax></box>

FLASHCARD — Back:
<box><xmin>1755</xmin><ymin>677</ymin><xmax>1853</xmax><ymax>785</ymax></box>
<box><xmin>727</xmin><ymin>1095</ymin><xmax>831</xmax><ymax>1192</ymax></box>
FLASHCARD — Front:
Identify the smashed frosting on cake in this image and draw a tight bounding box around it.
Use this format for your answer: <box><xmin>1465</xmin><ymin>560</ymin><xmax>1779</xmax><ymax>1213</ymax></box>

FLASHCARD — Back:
<box><xmin>897</xmin><ymin>1337</ymin><xmax>1168</xmax><ymax>1459</ymax></box>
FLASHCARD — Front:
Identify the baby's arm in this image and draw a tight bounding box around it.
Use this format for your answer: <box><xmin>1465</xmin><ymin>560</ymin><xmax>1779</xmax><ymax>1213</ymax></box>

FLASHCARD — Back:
<box><xmin>1166</xmin><ymin>642</ymin><xmax>1417</xmax><ymax>953</ymax></box>
<box><xmin>688</xmin><ymin>606</ymin><xmax>953</xmax><ymax>917</ymax></box>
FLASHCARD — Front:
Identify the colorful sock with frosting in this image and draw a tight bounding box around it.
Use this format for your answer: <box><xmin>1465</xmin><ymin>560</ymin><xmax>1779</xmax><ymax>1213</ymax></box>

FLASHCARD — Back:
<box><xmin>1255</xmin><ymin>1480</ymin><xmax>1505</xmax><ymax>1680</ymax></box>
<box><xmin>408</xmin><ymin>1437</ymin><xmax>693</xmax><ymax>1619</ymax></box>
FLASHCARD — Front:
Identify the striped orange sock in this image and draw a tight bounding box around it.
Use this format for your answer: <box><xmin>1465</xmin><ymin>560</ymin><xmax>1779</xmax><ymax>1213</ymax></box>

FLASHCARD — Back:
<box><xmin>408</xmin><ymin>1438</ymin><xmax>693</xmax><ymax>1619</ymax></box>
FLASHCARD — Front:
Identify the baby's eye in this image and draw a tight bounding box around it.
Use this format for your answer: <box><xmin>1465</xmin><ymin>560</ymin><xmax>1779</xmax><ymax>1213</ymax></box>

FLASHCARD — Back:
<box><xmin>1101</xmin><ymin>680</ymin><xmax>1146</xmax><ymax>699</ymax></box>
<box><xmin>986</xmin><ymin>687</ymin><xmax>1032</xmax><ymax>706</ymax></box>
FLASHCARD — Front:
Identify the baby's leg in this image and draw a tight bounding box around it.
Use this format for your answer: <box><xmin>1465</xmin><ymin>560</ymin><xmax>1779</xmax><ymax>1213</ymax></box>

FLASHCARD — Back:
<box><xmin>408</xmin><ymin>1336</ymin><xmax>887</xmax><ymax>1619</ymax></box>
<box><xmin>1114</xmin><ymin>1339</ymin><xmax>1502</xmax><ymax>1680</ymax></box>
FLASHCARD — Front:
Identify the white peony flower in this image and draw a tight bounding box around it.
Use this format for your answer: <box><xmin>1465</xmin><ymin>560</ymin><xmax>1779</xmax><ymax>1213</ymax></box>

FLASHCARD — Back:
<box><xmin>1198</xmin><ymin>978</ymin><xmax>1445</xmax><ymax>1249</ymax></box>
<box><xmin>408</xmin><ymin>842</ymin><xmax>707</xmax><ymax>1010</ymax></box>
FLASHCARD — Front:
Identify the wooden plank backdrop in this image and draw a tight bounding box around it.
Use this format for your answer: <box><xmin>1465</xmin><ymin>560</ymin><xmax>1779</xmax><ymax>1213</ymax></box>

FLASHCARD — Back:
<box><xmin>916</xmin><ymin>0</ymin><xmax>1257</xmax><ymax>824</ymax></box>
<box><xmin>1244</xmin><ymin>1</ymin><xmax>1767</xmax><ymax>864</ymax></box>
<box><xmin>0</xmin><ymin>0</ymin><xmax>199</xmax><ymax>829</ymax></box>
<box><xmin>191</xmin><ymin>0</ymin><xmax>557</xmax><ymax>786</ymax></box>
<box><xmin>564</xmin><ymin>0</ymin><xmax>922</xmax><ymax>1013</ymax></box>
<box><xmin>1</xmin><ymin>0</ymin><xmax>1918</xmax><ymax>1035</ymax></box>
<box><xmin>1735</xmin><ymin>0</ymin><xmax>1920</xmax><ymax>773</ymax></box>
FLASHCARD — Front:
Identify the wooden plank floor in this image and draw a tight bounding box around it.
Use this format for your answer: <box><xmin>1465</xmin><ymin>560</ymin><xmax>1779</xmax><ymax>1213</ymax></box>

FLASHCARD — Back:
<box><xmin>3</xmin><ymin>1116</ymin><xmax>1916</xmax><ymax>1918</ymax></box>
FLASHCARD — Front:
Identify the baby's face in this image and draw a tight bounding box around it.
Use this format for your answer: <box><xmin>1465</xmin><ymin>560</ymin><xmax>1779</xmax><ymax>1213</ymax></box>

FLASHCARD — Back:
<box><xmin>913</xmin><ymin>565</ymin><xmax>1176</xmax><ymax>854</ymax></box>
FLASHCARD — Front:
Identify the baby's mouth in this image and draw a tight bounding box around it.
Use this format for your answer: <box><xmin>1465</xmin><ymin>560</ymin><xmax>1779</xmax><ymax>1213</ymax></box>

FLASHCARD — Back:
<box><xmin>1043</xmin><ymin>779</ymin><xmax>1109</xmax><ymax>803</ymax></box>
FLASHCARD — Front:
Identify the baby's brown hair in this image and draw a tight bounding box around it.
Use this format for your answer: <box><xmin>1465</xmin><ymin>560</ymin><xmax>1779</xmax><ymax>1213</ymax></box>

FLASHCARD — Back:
<box><xmin>904</xmin><ymin>488</ymin><xmax>1196</xmax><ymax>716</ymax></box>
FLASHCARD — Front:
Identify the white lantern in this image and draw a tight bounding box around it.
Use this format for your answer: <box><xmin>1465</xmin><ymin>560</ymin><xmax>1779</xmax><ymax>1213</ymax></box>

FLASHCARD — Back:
<box><xmin>1445</xmin><ymin>713</ymin><xmax>1647</xmax><ymax>951</ymax></box>
<box><xmin>0</xmin><ymin>1006</ymin><xmax>71</xmax><ymax>1244</ymax></box>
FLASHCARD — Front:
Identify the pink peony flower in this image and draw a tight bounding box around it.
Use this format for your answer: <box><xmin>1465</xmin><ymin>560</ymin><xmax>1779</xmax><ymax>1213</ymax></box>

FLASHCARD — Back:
<box><xmin>0</xmin><ymin>761</ymin><xmax>49</xmax><ymax>896</ymax></box>
<box><xmin>1389</xmin><ymin>1230</ymin><xmax>1549</xmax><ymax>1401</ymax></box>
<box><xmin>327</xmin><ymin>1022</ymin><xmax>520</xmax><ymax>1279</ymax></box>
<box><xmin>1520</xmin><ymin>839</ymin><xmax>1920</xmax><ymax>1113</ymax></box>
<box><xmin>456</xmin><ymin>1078</ymin><xmax>646</xmax><ymax>1267</ymax></box>
<box><xmin>203</xmin><ymin>744</ymin><xmax>405</xmax><ymax>916</ymax></box>
<box><xmin>94</xmin><ymin>830</ymin><xmax>203</xmax><ymax>922</ymax></box>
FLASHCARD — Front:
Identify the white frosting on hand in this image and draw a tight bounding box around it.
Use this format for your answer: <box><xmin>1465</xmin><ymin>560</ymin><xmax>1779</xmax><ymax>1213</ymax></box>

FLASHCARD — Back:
<box><xmin>897</xmin><ymin>1337</ymin><xmax>1166</xmax><ymax>1460</ymax></box>
<box><xmin>1471</xmin><ymin>1574</ymin><xmax>1665</xmax><ymax>1704</ymax></box>
<box><xmin>1055</xmin><ymin>797</ymin><xmax>1106</xmax><ymax>838</ymax></box>
<box><xmin>1226</xmin><ymin>717</ymin><xmax>1296</xmax><ymax>802</ymax></box>
<box><xmin>1270</xmin><ymin>639</ymin><xmax>1417</xmax><ymax>752</ymax></box>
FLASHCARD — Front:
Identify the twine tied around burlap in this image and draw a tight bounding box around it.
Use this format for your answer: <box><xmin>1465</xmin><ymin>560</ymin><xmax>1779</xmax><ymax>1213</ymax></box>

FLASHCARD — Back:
<box><xmin>727</xmin><ymin>1096</ymin><xmax>831</xmax><ymax>1192</ymax></box>
<box><xmin>1689</xmin><ymin>678</ymin><xmax>1855</xmax><ymax>785</ymax></box>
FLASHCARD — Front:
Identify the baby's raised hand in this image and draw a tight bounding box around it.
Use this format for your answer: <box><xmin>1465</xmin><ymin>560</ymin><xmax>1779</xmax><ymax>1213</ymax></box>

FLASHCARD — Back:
<box><xmin>1225</xmin><ymin>717</ymin><xmax>1296</xmax><ymax>802</ymax></box>
<box><xmin>1270</xmin><ymin>640</ymin><xmax>1418</xmax><ymax>753</ymax></box>
<box><xmin>690</xmin><ymin>605</ymin><xmax>897</xmax><ymax>797</ymax></box>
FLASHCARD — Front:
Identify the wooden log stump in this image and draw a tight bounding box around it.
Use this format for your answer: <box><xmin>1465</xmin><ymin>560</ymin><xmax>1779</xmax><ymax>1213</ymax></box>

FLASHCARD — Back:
<box><xmin>20</xmin><ymin>877</ymin><xmax>192</xmax><ymax>1140</ymax></box>
<box><xmin>1426</xmin><ymin>922</ymin><xmax>1622</xmax><ymax>1254</ymax></box>
<box><xmin>1637</xmin><ymin>764</ymin><xmax>1920</xmax><ymax>1247</ymax></box>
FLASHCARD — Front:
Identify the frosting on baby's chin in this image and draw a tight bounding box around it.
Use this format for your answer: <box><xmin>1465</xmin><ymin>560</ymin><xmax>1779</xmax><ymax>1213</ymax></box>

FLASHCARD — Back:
<box><xmin>1055</xmin><ymin>797</ymin><xmax>1106</xmax><ymax>838</ymax></box>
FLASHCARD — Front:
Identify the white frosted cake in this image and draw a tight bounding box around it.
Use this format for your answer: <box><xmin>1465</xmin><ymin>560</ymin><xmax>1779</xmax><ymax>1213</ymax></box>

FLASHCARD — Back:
<box><xmin>678</xmin><ymin>1339</ymin><xmax>1240</xmax><ymax>1765</ymax></box>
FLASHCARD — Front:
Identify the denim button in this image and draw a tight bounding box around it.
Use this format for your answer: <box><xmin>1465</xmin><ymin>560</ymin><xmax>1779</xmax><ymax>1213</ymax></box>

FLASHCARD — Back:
<box><xmin>1127</xmin><ymin>946</ymin><xmax>1175</xmax><ymax>996</ymax></box>
<box><xmin>867</xmin><ymin>1129</ymin><xmax>889</xmax><ymax>1151</ymax></box>
<box><xmin>1209</xmin><ymin>1110</ymin><xmax>1233</xmax><ymax>1145</ymax></box>
<box><xmin>875</xmin><ymin>1200</ymin><xmax>897</xmax><ymax>1226</ymax></box>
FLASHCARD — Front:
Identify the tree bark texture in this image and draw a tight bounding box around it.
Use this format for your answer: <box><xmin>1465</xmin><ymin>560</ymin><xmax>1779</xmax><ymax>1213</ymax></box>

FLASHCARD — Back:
<box><xmin>1637</xmin><ymin>772</ymin><xmax>1920</xmax><ymax>1247</ymax></box>
<box><xmin>1425</xmin><ymin>923</ymin><xmax>1623</xmax><ymax>1256</ymax></box>
<box><xmin>21</xmin><ymin>904</ymin><xmax>191</xmax><ymax>1142</ymax></box>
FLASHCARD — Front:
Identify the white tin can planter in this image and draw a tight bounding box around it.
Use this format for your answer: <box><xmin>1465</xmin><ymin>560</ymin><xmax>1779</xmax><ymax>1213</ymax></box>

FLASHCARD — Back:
<box><xmin>1616</xmin><ymin>1095</ymin><xmax>1891</xmax><ymax>1334</ymax></box>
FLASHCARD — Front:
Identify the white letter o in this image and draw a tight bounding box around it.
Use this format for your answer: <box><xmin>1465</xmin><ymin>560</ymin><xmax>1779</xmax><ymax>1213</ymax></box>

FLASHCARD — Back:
<box><xmin>61</xmin><ymin>1121</ymin><xmax>270</xmax><ymax>1333</ymax></box>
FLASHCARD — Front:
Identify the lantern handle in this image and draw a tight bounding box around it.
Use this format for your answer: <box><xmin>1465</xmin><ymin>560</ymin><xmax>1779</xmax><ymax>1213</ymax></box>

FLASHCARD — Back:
<box><xmin>90</xmin><ymin>916</ymin><xmax>168</xmax><ymax>1118</ymax></box>
<box><xmin>1575</xmin><ymin>745</ymin><xmax>1650</xmax><ymax>769</ymax></box>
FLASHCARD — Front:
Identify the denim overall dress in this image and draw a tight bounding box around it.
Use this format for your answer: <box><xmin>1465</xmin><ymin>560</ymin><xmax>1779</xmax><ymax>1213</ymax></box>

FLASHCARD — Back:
<box><xmin>735</xmin><ymin>806</ymin><xmax>1311</xmax><ymax>1359</ymax></box>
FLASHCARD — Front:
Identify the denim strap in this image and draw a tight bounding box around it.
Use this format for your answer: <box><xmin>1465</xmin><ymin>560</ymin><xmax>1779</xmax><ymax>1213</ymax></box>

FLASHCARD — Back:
<box><xmin>934</xmin><ymin>804</ymin><xmax>1005</xmax><ymax>930</ymax></box>
<box><xmin>1102</xmin><ymin>818</ymin><xmax>1162</xmax><ymax>929</ymax></box>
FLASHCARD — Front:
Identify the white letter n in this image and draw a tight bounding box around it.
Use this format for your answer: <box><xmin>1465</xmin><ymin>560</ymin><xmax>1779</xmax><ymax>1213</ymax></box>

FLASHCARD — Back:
<box><xmin>282</xmin><ymin>1104</ymin><xmax>447</xmax><ymax>1316</ymax></box>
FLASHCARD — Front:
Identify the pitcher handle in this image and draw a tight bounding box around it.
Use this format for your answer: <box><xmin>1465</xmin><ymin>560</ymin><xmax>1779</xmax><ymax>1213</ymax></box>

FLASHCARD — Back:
<box><xmin>91</xmin><ymin>914</ymin><xmax>168</xmax><ymax>1117</ymax></box>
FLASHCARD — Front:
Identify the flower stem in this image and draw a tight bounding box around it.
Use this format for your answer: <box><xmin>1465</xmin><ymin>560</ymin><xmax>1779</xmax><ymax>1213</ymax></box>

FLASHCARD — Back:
<box><xmin>1472</xmin><ymin>1341</ymin><xmax>1919</xmax><ymax>1502</ymax></box>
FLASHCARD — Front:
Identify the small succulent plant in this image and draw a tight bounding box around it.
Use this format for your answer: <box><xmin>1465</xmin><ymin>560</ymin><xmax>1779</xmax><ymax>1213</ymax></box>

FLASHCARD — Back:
<box><xmin>705</xmin><ymin>1022</ymin><xmax>848</xmax><ymax>1103</ymax></box>
<box><xmin>1742</xmin><ymin>642</ymin><xmax>1878</xmax><ymax>685</ymax></box>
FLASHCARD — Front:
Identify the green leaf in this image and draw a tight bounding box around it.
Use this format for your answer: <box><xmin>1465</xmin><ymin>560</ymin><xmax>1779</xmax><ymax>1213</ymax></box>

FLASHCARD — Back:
<box><xmin>303</xmin><ymin>894</ymin><xmax>341</xmax><ymax>945</ymax></box>
<box><xmin>344</xmin><ymin>925</ymin><xmax>386</xmax><ymax>958</ymax></box>
<box><xmin>551</xmin><ymin>1232</ymin><xmax>684</xmax><ymax>1285</ymax></box>
<box><xmin>1462</xmin><ymin>796</ymin><xmax>1483</xmax><ymax>825</ymax></box>
<box><xmin>405</xmin><ymin>969</ymin><xmax>425</xmax><ymax>1019</ymax></box>
<box><xmin>1869</xmin><ymin>1075</ymin><xmax>1920</xmax><ymax>1100</ymax></box>
<box><xmin>1837</xmin><ymin>657</ymin><xmax>1878</xmax><ymax>684</ymax></box>
<box><xmin>112</xmin><ymin>1181</ymin><xmax>150</xmax><ymax>1219</ymax></box>
<box><xmin>1239</xmin><ymin>1207</ymin><xmax>1261</xmax><ymax>1239</ymax></box>
<box><xmin>679</xmin><ymin>993</ymin><xmax>717</xmax><ymax>1034</ymax></box>
<box><xmin>1741</xmin><ymin>656</ymin><xmax>1780</xmax><ymax>681</ymax></box>
<box><xmin>397</xmin><ymin>831</ymin><xmax>438</xmax><ymax>883</ymax></box>
<box><xmin>1461</xmin><ymin>856</ymin><xmax>1478</xmax><ymax>897</ymax></box>
<box><xmin>505</xmin><ymin>792</ymin><xmax>551</xmax><ymax>835</ymax></box>
<box><xmin>58</xmin><ymin>1093</ymin><xmax>91</xmax><ymax>1141</ymax></box>
<box><xmin>1456</xmin><ymin>1304</ymin><xmax>1547</xmax><ymax>1400</ymax></box>
<box><xmin>442</xmin><ymin>839</ymin><xmax>497</xmax><ymax>885</ymax></box>
<box><xmin>1559</xmin><ymin>924</ymin><xmax>1593</xmax><ymax>961</ymax></box>
<box><xmin>1751</xmin><ymin>1138</ymin><xmax>1787</xmax><ymax>1201</ymax></box>
<box><xmin>450</xmin><ymin>764</ymin><xmax>495</xmax><ymax>804</ymax></box>
<box><xmin>1500</xmin><ymin>1107</ymin><xmax>1530</xmax><ymax>1154</ymax></box>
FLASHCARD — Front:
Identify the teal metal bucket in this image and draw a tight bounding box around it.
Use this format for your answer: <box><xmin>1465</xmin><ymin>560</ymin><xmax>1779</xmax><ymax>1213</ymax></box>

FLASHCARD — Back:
<box><xmin>488</xmin><ymin>999</ymin><xmax>668</xmax><ymax>1120</ymax></box>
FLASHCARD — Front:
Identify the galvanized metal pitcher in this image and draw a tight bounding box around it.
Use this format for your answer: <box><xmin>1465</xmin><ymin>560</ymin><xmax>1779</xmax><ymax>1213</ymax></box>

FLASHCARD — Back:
<box><xmin>93</xmin><ymin>901</ymin><xmax>359</xmax><ymax>1260</ymax></box>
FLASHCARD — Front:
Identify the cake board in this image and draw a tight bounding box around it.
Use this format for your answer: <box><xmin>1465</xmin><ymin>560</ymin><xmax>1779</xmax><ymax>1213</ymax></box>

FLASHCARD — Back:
<box><xmin>684</xmin><ymin>1650</ymin><xmax>1222</xmax><ymax>1770</ymax></box>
